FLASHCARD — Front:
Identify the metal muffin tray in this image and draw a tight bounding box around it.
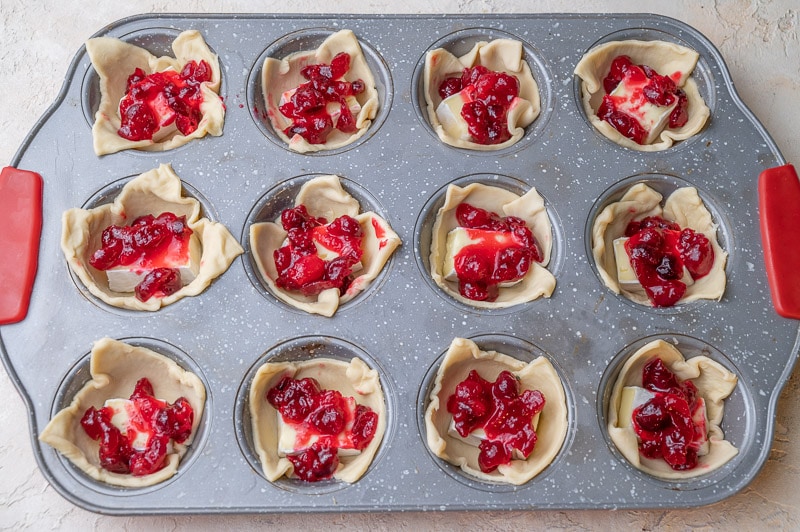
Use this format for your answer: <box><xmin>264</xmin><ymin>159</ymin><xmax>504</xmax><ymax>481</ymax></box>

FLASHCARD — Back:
<box><xmin>2</xmin><ymin>13</ymin><xmax>796</xmax><ymax>513</ymax></box>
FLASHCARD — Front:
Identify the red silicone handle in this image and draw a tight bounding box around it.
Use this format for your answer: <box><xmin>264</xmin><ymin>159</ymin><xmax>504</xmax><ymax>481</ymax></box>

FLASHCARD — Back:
<box><xmin>0</xmin><ymin>167</ymin><xmax>43</xmax><ymax>325</ymax></box>
<box><xmin>759</xmin><ymin>164</ymin><xmax>800</xmax><ymax>319</ymax></box>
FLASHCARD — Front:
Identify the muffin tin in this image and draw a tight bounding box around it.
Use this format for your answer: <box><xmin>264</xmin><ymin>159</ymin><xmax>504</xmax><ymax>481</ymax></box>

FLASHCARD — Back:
<box><xmin>1</xmin><ymin>13</ymin><xmax>795</xmax><ymax>513</ymax></box>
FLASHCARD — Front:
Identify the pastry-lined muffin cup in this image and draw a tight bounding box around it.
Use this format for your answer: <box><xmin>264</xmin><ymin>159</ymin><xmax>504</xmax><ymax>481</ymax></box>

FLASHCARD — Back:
<box><xmin>585</xmin><ymin>172</ymin><xmax>733</xmax><ymax>314</ymax></box>
<box><xmin>40</xmin><ymin>337</ymin><xmax>210</xmax><ymax>494</ymax></box>
<box><xmin>242</xmin><ymin>173</ymin><xmax>399</xmax><ymax>316</ymax></box>
<box><xmin>597</xmin><ymin>334</ymin><xmax>753</xmax><ymax>488</ymax></box>
<box><xmin>572</xmin><ymin>27</ymin><xmax>717</xmax><ymax>153</ymax></box>
<box><xmin>414</xmin><ymin>173</ymin><xmax>564</xmax><ymax>314</ymax></box>
<box><xmin>411</xmin><ymin>27</ymin><xmax>553</xmax><ymax>154</ymax></box>
<box><xmin>417</xmin><ymin>334</ymin><xmax>574</xmax><ymax>491</ymax></box>
<box><xmin>64</xmin><ymin>170</ymin><xmax>228</xmax><ymax>316</ymax></box>
<box><xmin>80</xmin><ymin>27</ymin><xmax>226</xmax><ymax>156</ymax></box>
<box><xmin>247</xmin><ymin>27</ymin><xmax>392</xmax><ymax>155</ymax></box>
<box><xmin>234</xmin><ymin>335</ymin><xmax>396</xmax><ymax>495</ymax></box>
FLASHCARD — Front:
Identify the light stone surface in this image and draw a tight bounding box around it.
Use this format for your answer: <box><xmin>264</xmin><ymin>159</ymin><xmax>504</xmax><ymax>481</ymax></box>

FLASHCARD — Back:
<box><xmin>1</xmin><ymin>0</ymin><xmax>798</xmax><ymax>529</ymax></box>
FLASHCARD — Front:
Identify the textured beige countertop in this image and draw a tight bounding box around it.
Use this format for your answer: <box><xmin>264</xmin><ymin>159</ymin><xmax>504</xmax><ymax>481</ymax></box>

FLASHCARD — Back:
<box><xmin>1</xmin><ymin>0</ymin><xmax>799</xmax><ymax>529</ymax></box>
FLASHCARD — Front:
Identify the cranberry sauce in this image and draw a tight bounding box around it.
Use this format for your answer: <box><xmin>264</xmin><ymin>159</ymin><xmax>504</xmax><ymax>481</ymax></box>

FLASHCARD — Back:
<box><xmin>278</xmin><ymin>52</ymin><xmax>366</xmax><ymax>145</ymax></box>
<box><xmin>89</xmin><ymin>212</ymin><xmax>194</xmax><ymax>302</ymax></box>
<box><xmin>451</xmin><ymin>202</ymin><xmax>542</xmax><ymax>302</ymax></box>
<box><xmin>273</xmin><ymin>204</ymin><xmax>364</xmax><ymax>296</ymax></box>
<box><xmin>447</xmin><ymin>369</ymin><xmax>545</xmax><ymax>473</ymax></box>
<box><xmin>624</xmin><ymin>216</ymin><xmax>714</xmax><ymax>307</ymax></box>
<box><xmin>630</xmin><ymin>358</ymin><xmax>705</xmax><ymax>470</ymax></box>
<box><xmin>80</xmin><ymin>378</ymin><xmax>194</xmax><ymax>476</ymax></box>
<box><xmin>118</xmin><ymin>60</ymin><xmax>213</xmax><ymax>141</ymax></box>
<box><xmin>267</xmin><ymin>375</ymin><xmax>379</xmax><ymax>482</ymax></box>
<box><xmin>438</xmin><ymin>65</ymin><xmax>520</xmax><ymax>145</ymax></box>
<box><xmin>598</xmin><ymin>55</ymin><xmax>689</xmax><ymax>144</ymax></box>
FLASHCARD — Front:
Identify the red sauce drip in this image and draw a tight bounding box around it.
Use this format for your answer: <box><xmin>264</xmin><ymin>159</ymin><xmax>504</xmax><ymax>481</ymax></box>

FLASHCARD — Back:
<box><xmin>624</xmin><ymin>216</ymin><xmax>714</xmax><ymax>307</ymax></box>
<box><xmin>371</xmin><ymin>218</ymin><xmax>388</xmax><ymax>250</ymax></box>
<box><xmin>631</xmin><ymin>358</ymin><xmax>704</xmax><ymax>470</ymax></box>
<box><xmin>273</xmin><ymin>204</ymin><xmax>364</xmax><ymax>296</ymax></box>
<box><xmin>80</xmin><ymin>378</ymin><xmax>194</xmax><ymax>476</ymax></box>
<box><xmin>89</xmin><ymin>212</ymin><xmax>193</xmax><ymax>302</ymax></box>
<box><xmin>118</xmin><ymin>60</ymin><xmax>213</xmax><ymax>141</ymax></box>
<box><xmin>278</xmin><ymin>52</ymin><xmax>366</xmax><ymax>145</ymax></box>
<box><xmin>267</xmin><ymin>376</ymin><xmax>379</xmax><ymax>482</ymax></box>
<box><xmin>451</xmin><ymin>203</ymin><xmax>542</xmax><ymax>302</ymax></box>
<box><xmin>437</xmin><ymin>65</ymin><xmax>520</xmax><ymax>145</ymax></box>
<box><xmin>447</xmin><ymin>370</ymin><xmax>545</xmax><ymax>473</ymax></box>
<box><xmin>598</xmin><ymin>55</ymin><xmax>690</xmax><ymax>145</ymax></box>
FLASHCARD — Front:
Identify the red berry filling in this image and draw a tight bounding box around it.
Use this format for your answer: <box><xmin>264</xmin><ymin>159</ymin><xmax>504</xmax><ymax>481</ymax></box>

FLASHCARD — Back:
<box><xmin>89</xmin><ymin>212</ymin><xmax>194</xmax><ymax>302</ymax></box>
<box><xmin>273</xmin><ymin>204</ymin><xmax>364</xmax><ymax>296</ymax></box>
<box><xmin>623</xmin><ymin>216</ymin><xmax>714</xmax><ymax>307</ymax></box>
<box><xmin>267</xmin><ymin>376</ymin><xmax>379</xmax><ymax>482</ymax></box>
<box><xmin>278</xmin><ymin>52</ymin><xmax>366</xmax><ymax>145</ymax></box>
<box><xmin>598</xmin><ymin>55</ymin><xmax>689</xmax><ymax>145</ymax></box>
<box><xmin>447</xmin><ymin>369</ymin><xmax>545</xmax><ymax>473</ymax></box>
<box><xmin>630</xmin><ymin>358</ymin><xmax>706</xmax><ymax>471</ymax></box>
<box><xmin>451</xmin><ymin>203</ymin><xmax>543</xmax><ymax>302</ymax></box>
<box><xmin>118</xmin><ymin>60</ymin><xmax>213</xmax><ymax>141</ymax></box>
<box><xmin>437</xmin><ymin>65</ymin><xmax>520</xmax><ymax>145</ymax></box>
<box><xmin>80</xmin><ymin>377</ymin><xmax>194</xmax><ymax>476</ymax></box>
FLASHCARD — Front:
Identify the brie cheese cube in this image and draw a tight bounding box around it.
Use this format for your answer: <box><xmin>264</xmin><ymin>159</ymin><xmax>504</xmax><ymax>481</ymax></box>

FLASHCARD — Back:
<box><xmin>104</xmin><ymin>398</ymin><xmax>152</xmax><ymax>451</ymax></box>
<box><xmin>442</xmin><ymin>227</ymin><xmax>522</xmax><ymax>287</ymax></box>
<box><xmin>148</xmin><ymin>92</ymin><xmax>180</xmax><ymax>142</ymax></box>
<box><xmin>276</xmin><ymin>416</ymin><xmax>361</xmax><ymax>458</ymax></box>
<box><xmin>690</xmin><ymin>397</ymin><xmax>710</xmax><ymax>456</ymax></box>
<box><xmin>618</xmin><ymin>386</ymin><xmax>656</xmax><ymax>428</ymax></box>
<box><xmin>613</xmin><ymin>237</ymin><xmax>643</xmax><ymax>292</ymax></box>
<box><xmin>118</xmin><ymin>67</ymin><xmax>180</xmax><ymax>142</ymax></box>
<box><xmin>276</xmin><ymin>394</ymin><xmax>363</xmax><ymax>458</ymax></box>
<box><xmin>447</xmin><ymin>412</ymin><xmax>541</xmax><ymax>460</ymax></box>
<box><xmin>608</xmin><ymin>75</ymin><xmax>678</xmax><ymax>144</ymax></box>
<box><xmin>619</xmin><ymin>386</ymin><xmax>710</xmax><ymax>456</ymax></box>
<box><xmin>613</xmin><ymin>236</ymin><xmax>694</xmax><ymax>292</ymax></box>
<box><xmin>106</xmin><ymin>233</ymin><xmax>201</xmax><ymax>293</ymax></box>
<box><xmin>435</xmin><ymin>88</ymin><xmax>474</xmax><ymax>142</ymax></box>
<box><xmin>280</xmin><ymin>225</ymin><xmax>364</xmax><ymax>273</ymax></box>
<box><xmin>280</xmin><ymin>89</ymin><xmax>361</xmax><ymax>128</ymax></box>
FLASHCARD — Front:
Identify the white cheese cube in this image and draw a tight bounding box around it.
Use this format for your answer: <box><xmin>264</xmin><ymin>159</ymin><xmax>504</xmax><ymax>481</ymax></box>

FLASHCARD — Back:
<box><xmin>691</xmin><ymin>397</ymin><xmax>710</xmax><ymax>456</ymax></box>
<box><xmin>613</xmin><ymin>237</ymin><xmax>644</xmax><ymax>292</ymax></box>
<box><xmin>442</xmin><ymin>227</ymin><xmax>523</xmax><ymax>287</ymax></box>
<box><xmin>106</xmin><ymin>233</ymin><xmax>201</xmax><ymax>293</ymax></box>
<box><xmin>619</xmin><ymin>386</ymin><xmax>709</xmax><ymax>456</ymax></box>
<box><xmin>613</xmin><ymin>236</ymin><xmax>695</xmax><ymax>292</ymax></box>
<box><xmin>617</xmin><ymin>386</ymin><xmax>656</xmax><ymax>428</ymax></box>
<box><xmin>104</xmin><ymin>398</ymin><xmax>151</xmax><ymax>450</ymax></box>
<box><xmin>276</xmin><ymin>415</ymin><xmax>361</xmax><ymax>458</ymax></box>
<box><xmin>608</xmin><ymin>74</ymin><xmax>678</xmax><ymax>144</ymax></box>
<box><xmin>435</xmin><ymin>89</ymin><xmax>474</xmax><ymax>141</ymax></box>
<box><xmin>447</xmin><ymin>412</ymin><xmax>541</xmax><ymax>460</ymax></box>
<box><xmin>280</xmin><ymin>89</ymin><xmax>361</xmax><ymax>128</ymax></box>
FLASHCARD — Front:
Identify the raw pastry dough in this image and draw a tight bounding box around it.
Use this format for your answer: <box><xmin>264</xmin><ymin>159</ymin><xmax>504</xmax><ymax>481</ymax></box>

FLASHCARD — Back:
<box><xmin>607</xmin><ymin>339</ymin><xmax>738</xmax><ymax>479</ymax></box>
<box><xmin>425</xmin><ymin>337</ymin><xmax>568</xmax><ymax>484</ymax></box>
<box><xmin>591</xmin><ymin>183</ymin><xmax>726</xmax><ymax>306</ymax></box>
<box><xmin>61</xmin><ymin>164</ymin><xmax>243</xmax><ymax>311</ymax></box>
<box><xmin>249</xmin><ymin>175</ymin><xmax>401</xmax><ymax>317</ymax></box>
<box><xmin>39</xmin><ymin>337</ymin><xmax>206</xmax><ymax>487</ymax></box>
<box><xmin>262</xmin><ymin>29</ymin><xmax>379</xmax><ymax>153</ymax></box>
<box><xmin>574</xmin><ymin>40</ymin><xmax>710</xmax><ymax>151</ymax></box>
<box><xmin>87</xmin><ymin>30</ymin><xmax>225</xmax><ymax>155</ymax></box>
<box><xmin>424</xmin><ymin>39</ymin><xmax>540</xmax><ymax>150</ymax></box>
<box><xmin>249</xmin><ymin>357</ymin><xmax>386</xmax><ymax>483</ymax></box>
<box><xmin>430</xmin><ymin>182</ymin><xmax>555</xmax><ymax>308</ymax></box>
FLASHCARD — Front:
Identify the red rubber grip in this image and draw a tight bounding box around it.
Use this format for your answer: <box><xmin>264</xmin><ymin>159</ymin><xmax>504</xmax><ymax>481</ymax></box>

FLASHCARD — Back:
<box><xmin>0</xmin><ymin>167</ymin><xmax>43</xmax><ymax>325</ymax></box>
<box><xmin>759</xmin><ymin>164</ymin><xmax>800</xmax><ymax>319</ymax></box>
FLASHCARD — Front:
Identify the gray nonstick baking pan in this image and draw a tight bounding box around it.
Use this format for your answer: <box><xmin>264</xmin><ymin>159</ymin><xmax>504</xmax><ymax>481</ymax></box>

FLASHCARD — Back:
<box><xmin>1</xmin><ymin>13</ymin><xmax>796</xmax><ymax>513</ymax></box>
